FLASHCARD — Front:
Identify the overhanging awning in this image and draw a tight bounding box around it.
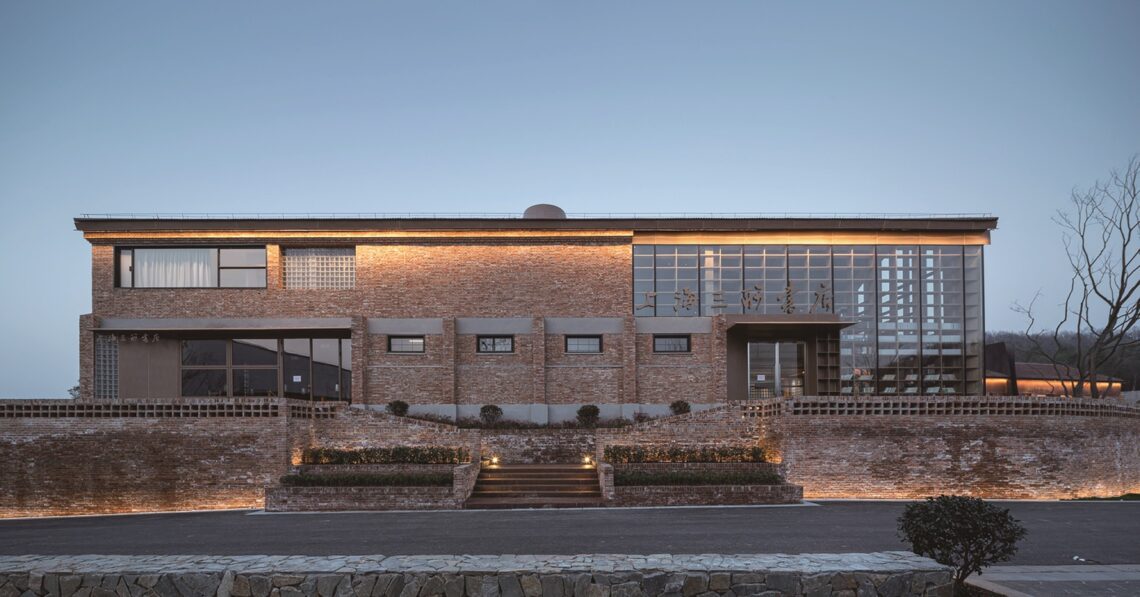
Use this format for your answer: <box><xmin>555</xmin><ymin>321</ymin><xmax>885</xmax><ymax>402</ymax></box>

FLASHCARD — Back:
<box><xmin>725</xmin><ymin>313</ymin><xmax>856</xmax><ymax>330</ymax></box>
<box><xmin>97</xmin><ymin>317</ymin><xmax>353</xmax><ymax>332</ymax></box>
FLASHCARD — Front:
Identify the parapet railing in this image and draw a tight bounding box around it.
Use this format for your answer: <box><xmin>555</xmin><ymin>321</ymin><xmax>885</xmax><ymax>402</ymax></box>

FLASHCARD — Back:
<box><xmin>0</xmin><ymin>398</ymin><xmax>280</xmax><ymax>418</ymax></box>
<box><xmin>739</xmin><ymin>395</ymin><xmax>1140</xmax><ymax>419</ymax></box>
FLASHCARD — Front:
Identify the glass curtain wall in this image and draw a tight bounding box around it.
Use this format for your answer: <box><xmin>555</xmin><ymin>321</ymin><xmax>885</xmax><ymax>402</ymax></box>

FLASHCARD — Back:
<box><xmin>634</xmin><ymin>244</ymin><xmax>984</xmax><ymax>395</ymax></box>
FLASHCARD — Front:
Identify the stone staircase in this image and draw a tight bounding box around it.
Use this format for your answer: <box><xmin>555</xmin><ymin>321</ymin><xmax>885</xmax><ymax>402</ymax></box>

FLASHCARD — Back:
<box><xmin>464</xmin><ymin>463</ymin><xmax>603</xmax><ymax>509</ymax></box>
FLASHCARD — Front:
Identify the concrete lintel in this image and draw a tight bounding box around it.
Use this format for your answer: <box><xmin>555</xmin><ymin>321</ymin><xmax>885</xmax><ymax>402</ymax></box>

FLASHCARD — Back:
<box><xmin>543</xmin><ymin>317</ymin><xmax>624</xmax><ymax>335</ymax></box>
<box><xmin>634</xmin><ymin>317</ymin><xmax>713</xmax><ymax>334</ymax></box>
<box><xmin>367</xmin><ymin>318</ymin><xmax>444</xmax><ymax>335</ymax></box>
<box><xmin>455</xmin><ymin>317</ymin><xmax>534</xmax><ymax>335</ymax></box>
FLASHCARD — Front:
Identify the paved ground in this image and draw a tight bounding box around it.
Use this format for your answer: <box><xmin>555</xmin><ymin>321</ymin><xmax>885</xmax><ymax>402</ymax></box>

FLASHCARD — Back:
<box><xmin>1</xmin><ymin>501</ymin><xmax>1137</xmax><ymax>567</ymax></box>
<box><xmin>975</xmin><ymin>565</ymin><xmax>1140</xmax><ymax>596</ymax></box>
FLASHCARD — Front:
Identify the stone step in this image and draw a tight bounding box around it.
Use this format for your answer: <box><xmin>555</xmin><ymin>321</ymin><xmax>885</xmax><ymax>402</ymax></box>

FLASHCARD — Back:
<box><xmin>482</xmin><ymin>464</ymin><xmax>595</xmax><ymax>472</ymax></box>
<box><xmin>470</xmin><ymin>489</ymin><xmax>602</xmax><ymax>499</ymax></box>
<box><xmin>463</xmin><ymin>497</ymin><xmax>604</xmax><ymax>509</ymax></box>
<box><xmin>477</xmin><ymin>479</ymin><xmax>597</xmax><ymax>487</ymax></box>
<box><xmin>477</xmin><ymin>474</ymin><xmax>597</xmax><ymax>482</ymax></box>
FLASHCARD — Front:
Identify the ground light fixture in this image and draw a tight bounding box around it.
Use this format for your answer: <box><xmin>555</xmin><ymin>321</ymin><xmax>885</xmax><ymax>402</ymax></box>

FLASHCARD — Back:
<box><xmin>582</xmin><ymin>455</ymin><xmax>594</xmax><ymax>467</ymax></box>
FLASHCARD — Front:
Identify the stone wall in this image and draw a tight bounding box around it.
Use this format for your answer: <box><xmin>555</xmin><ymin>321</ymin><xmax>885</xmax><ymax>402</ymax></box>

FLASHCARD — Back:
<box><xmin>0</xmin><ymin>553</ymin><xmax>954</xmax><ymax>597</ymax></box>
<box><xmin>287</xmin><ymin>405</ymin><xmax>480</xmax><ymax>464</ymax></box>
<box><xmin>0</xmin><ymin>399</ymin><xmax>288</xmax><ymax>518</ymax></box>
<box><xmin>595</xmin><ymin>405</ymin><xmax>758</xmax><ymax>463</ymax></box>
<box><xmin>610</xmin><ymin>484</ymin><xmax>803</xmax><ymax>507</ymax></box>
<box><xmin>266</xmin><ymin>463</ymin><xmax>482</xmax><ymax>511</ymax></box>
<box><xmin>761</xmin><ymin>396</ymin><xmax>1140</xmax><ymax>499</ymax></box>
<box><xmin>479</xmin><ymin>430</ymin><xmax>596</xmax><ymax>464</ymax></box>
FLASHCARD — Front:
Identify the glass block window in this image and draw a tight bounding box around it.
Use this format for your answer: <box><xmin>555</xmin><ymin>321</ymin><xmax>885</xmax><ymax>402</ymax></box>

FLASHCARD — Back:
<box><xmin>94</xmin><ymin>335</ymin><xmax>118</xmax><ymax>400</ymax></box>
<box><xmin>283</xmin><ymin>248</ymin><xmax>356</xmax><ymax>289</ymax></box>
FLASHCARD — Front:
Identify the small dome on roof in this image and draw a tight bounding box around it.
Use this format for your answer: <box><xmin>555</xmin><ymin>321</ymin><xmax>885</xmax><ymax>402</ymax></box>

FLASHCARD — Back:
<box><xmin>523</xmin><ymin>204</ymin><xmax>567</xmax><ymax>219</ymax></box>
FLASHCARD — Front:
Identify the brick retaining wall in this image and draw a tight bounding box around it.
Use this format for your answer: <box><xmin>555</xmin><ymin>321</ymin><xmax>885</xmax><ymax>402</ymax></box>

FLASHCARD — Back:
<box><xmin>611</xmin><ymin>484</ymin><xmax>803</xmax><ymax>507</ymax></box>
<box><xmin>479</xmin><ymin>429</ymin><xmax>596</xmax><ymax>464</ymax></box>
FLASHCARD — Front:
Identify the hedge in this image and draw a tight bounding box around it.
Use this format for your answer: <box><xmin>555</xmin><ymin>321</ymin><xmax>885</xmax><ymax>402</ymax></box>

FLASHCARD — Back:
<box><xmin>280</xmin><ymin>473</ymin><xmax>453</xmax><ymax>487</ymax></box>
<box><xmin>603</xmin><ymin>445</ymin><xmax>766</xmax><ymax>464</ymax></box>
<box><xmin>614</xmin><ymin>470</ymin><xmax>782</xmax><ymax>486</ymax></box>
<box><xmin>301</xmin><ymin>447</ymin><xmax>468</xmax><ymax>465</ymax></box>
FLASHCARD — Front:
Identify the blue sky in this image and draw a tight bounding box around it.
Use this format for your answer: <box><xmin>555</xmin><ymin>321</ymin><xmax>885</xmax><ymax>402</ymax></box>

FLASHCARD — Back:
<box><xmin>1</xmin><ymin>1</ymin><xmax>1138</xmax><ymax>396</ymax></box>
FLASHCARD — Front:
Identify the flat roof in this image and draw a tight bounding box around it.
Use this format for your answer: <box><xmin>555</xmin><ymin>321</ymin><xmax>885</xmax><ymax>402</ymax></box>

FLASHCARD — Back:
<box><xmin>75</xmin><ymin>213</ymin><xmax>999</xmax><ymax>233</ymax></box>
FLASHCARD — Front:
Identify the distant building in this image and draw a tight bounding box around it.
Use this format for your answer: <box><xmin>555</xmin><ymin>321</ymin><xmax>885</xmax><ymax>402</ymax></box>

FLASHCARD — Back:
<box><xmin>985</xmin><ymin>342</ymin><xmax>1123</xmax><ymax>397</ymax></box>
<box><xmin>74</xmin><ymin>206</ymin><xmax>997</xmax><ymax>421</ymax></box>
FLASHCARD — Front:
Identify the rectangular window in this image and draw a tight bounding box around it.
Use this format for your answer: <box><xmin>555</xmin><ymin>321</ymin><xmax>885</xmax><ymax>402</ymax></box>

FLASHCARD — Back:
<box><xmin>177</xmin><ymin>336</ymin><xmax>349</xmax><ymax>401</ymax></box>
<box><xmin>283</xmin><ymin>247</ymin><xmax>356</xmax><ymax>289</ymax></box>
<box><xmin>565</xmin><ymin>335</ymin><xmax>602</xmax><ymax>353</ymax></box>
<box><xmin>477</xmin><ymin>335</ymin><xmax>514</xmax><ymax>353</ymax></box>
<box><xmin>388</xmin><ymin>336</ymin><xmax>426</xmax><ymax>353</ymax></box>
<box><xmin>118</xmin><ymin>247</ymin><xmax>266</xmax><ymax>288</ymax></box>
<box><xmin>653</xmin><ymin>335</ymin><xmax>691</xmax><ymax>353</ymax></box>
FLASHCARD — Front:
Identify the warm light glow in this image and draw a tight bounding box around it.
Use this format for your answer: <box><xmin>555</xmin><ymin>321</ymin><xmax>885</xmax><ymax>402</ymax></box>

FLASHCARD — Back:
<box><xmin>84</xmin><ymin>229</ymin><xmax>632</xmax><ymax>241</ymax></box>
<box><xmin>633</xmin><ymin>231</ymin><xmax>991</xmax><ymax>246</ymax></box>
<box><xmin>490</xmin><ymin>456</ymin><xmax>500</xmax><ymax>465</ymax></box>
<box><xmin>582</xmin><ymin>455</ymin><xmax>594</xmax><ymax>466</ymax></box>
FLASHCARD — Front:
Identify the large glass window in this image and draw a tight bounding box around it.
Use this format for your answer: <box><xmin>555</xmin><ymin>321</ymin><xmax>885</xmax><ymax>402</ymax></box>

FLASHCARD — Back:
<box><xmin>178</xmin><ymin>337</ymin><xmax>349</xmax><ymax>400</ymax></box>
<box><xmin>633</xmin><ymin>243</ymin><xmax>985</xmax><ymax>395</ymax></box>
<box><xmin>283</xmin><ymin>247</ymin><xmax>356</xmax><ymax>289</ymax></box>
<box><xmin>118</xmin><ymin>247</ymin><xmax>266</xmax><ymax>288</ymax></box>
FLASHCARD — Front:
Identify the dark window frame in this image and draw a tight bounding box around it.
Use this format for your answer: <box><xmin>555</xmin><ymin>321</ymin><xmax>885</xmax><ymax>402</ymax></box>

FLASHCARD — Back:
<box><xmin>565</xmin><ymin>335</ymin><xmax>603</xmax><ymax>354</ymax></box>
<box><xmin>177</xmin><ymin>334</ymin><xmax>352</xmax><ymax>401</ymax></box>
<box><xmin>115</xmin><ymin>246</ymin><xmax>268</xmax><ymax>289</ymax></box>
<box><xmin>653</xmin><ymin>334</ymin><xmax>692</xmax><ymax>353</ymax></box>
<box><xmin>476</xmin><ymin>335</ymin><xmax>514</xmax><ymax>354</ymax></box>
<box><xmin>388</xmin><ymin>335</ymin><xmax>426</xmax><ymax>353</ymax></box>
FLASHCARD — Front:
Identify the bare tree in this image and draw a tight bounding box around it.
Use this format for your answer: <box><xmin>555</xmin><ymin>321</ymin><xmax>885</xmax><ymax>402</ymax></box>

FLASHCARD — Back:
<box><xmin>1014</xmin><ymin>156</ymin><xmax>1140</xmax><ymax>397</ymax></box>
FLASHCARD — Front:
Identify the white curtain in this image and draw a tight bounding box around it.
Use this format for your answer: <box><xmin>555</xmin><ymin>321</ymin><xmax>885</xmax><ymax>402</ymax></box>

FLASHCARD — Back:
<box><xmin>134</xmin><ymin>248</ymin><xmax>217</xmax><ymax>287</ymax></box>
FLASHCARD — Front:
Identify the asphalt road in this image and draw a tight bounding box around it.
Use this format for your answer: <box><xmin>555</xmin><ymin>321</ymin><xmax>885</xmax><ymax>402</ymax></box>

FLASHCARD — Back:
<box><xmin>0</xmin><ymin>502</ymin><xmax>1136</xmax><ymax>565</ymax></box>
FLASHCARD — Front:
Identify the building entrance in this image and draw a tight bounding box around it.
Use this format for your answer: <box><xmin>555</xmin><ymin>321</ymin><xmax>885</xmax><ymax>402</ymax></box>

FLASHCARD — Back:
<box><xmin>747</xmin><ymin>341</ymin><xmax>806</xmax><ymax>399</ymax></box>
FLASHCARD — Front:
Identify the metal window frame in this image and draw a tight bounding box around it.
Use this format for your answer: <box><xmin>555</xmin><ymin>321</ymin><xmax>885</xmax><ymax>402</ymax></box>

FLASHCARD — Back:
<box><xmin>114</xmin><ymin>246</ymin><xmax>268</xmax><ymax>289</ymax></box>
<box><xmin>387</xmin><ymin>335</ymin><xmax>426</xmax><ymax>353</ymax></box>
<box><xmin>564</xmin><ymin>335</ymin><xmax>603</xmax><ymax>354</ymax></box>
<box><xmin>652</xmin><ymin>334</ymin><xmax>691</xmax><ymax>353</ymax></box>
<box><xmin>476</xmin><ymin>335</ymin><xmax>514</xmax><ymax>353</ymax></box>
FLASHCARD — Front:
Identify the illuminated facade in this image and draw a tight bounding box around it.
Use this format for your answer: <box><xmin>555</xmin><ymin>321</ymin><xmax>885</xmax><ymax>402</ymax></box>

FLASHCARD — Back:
<box><xmin>75</xmin><ymin>206</ymin><xmax>998</xmax><ymax>421</ymax></box>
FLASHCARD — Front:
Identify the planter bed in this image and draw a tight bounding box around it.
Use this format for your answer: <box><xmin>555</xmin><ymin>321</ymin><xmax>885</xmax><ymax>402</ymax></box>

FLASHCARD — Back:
<box><xmin>615</xmin><ymin>462</ymin><xmax>785</xmax><ymax>476</ymax></box>
<box><xmin>297</xmin><ymin>463</ymin><xmax>459</xmax><ymax>476</ymax></box>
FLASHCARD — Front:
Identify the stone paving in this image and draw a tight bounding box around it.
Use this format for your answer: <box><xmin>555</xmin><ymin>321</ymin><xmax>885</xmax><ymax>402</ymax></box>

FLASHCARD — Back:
<box><xmin>0</xmin><ymin>552</ymin><xmax>952</xmax><ymax>597</ymax></box>
<box><xmin>972</xmin><ymin>564</ymin><xmax>1140</xmax><ymax>596</ymax></box>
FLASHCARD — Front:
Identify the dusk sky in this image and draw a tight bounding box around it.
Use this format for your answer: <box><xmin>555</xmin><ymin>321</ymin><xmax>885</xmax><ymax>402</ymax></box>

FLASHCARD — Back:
<box><xmin>1</xmin><ymin>1</ymin><xmax>1138</xmax><ymax>396</ymax></box>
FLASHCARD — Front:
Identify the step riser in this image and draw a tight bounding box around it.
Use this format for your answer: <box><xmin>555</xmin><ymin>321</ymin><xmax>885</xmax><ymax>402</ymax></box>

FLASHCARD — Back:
<box><xmin>467</xmin><ymin>464</ymin><xmax>603</xmax><ymax>509</ymax></box>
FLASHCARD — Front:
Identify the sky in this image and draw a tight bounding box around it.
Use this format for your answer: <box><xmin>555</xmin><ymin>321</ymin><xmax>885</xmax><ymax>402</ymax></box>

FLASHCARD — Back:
<box><xmin>1</xmin><ymin>1</ymin><xmax>1138</xmax><ymax>396</ymax></box>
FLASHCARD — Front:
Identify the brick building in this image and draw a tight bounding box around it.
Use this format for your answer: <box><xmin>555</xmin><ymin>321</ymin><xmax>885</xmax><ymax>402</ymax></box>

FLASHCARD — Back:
<box><xmin>75</xmin><ymin>205</ymin><xmax>997</xmax><ymax>422</ymax></box>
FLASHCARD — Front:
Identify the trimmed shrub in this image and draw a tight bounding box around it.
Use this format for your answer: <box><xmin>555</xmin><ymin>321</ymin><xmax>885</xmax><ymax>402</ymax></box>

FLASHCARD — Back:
<box><xmin>614</xmin><ymin>470</ymin><xmax>781</xmax><ymax>486</ymax></box>
<box><xmin>301</xmin><ymin>446</ymin><xmax>468</xmax><ymax>465</ymax></box>
<box><xmin>669</xmin><ymin>400</ymin><xmax>691</xmax><ymax>415</ymax></box>
<box><xmin>898</xmin><ymin>495</ymin><xmax>1028</xmax><ymax>591</ymax></box>
<box><xmin>479</xmin><ymin>404</ymin><xmax>503</xmax><ymax>425</ymax></box>
<box><xmin>603</xmin><ymin>445</ymin><xmax>766</xmax><ymax>464</ymax></box>
<box><xmin>280</xmin><ymin>472</ymin><xmax>452</xmax><ymax>487</ymax></box>
<box><xmin>576</xmin><ymin>404</ymin><xmax>600</xmax><ymax>428</ymax></box>
<box><xmin>386</xmin><ymin>400</ymin><xmax>410</xmax><ymax>416</ymax></box>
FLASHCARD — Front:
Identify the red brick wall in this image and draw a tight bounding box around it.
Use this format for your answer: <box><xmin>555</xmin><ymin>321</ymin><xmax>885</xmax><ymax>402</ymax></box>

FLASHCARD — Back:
<box><xmin>0</xmin><ymin>399</ymin><xmax>288</xmax><ymax>517</ymax></box>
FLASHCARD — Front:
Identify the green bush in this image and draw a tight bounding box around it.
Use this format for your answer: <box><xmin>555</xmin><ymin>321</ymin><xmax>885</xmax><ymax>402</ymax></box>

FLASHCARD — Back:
<box><xmin>614</xmin><ymin>470</ymin><xmax>781</xmax><ymax>486</ymax></box>
<box><xmin>301</xmin><ymin>446</ymin><xmax>468</xmax><ymax>465</ymax></box>
<box><xmin>577</xmin><ymin>404</ymin><xmax>600</xmax><ymax>427</ymax></box>
<box><xmin>479</xmin><ymin>404</ymin><xmax>503</xmax><ymax>424</ymax></box>
<box><xmin>386</xmin><ymin>400</ymin><xmax>410</xmax><ymax>416</ymax></box>
<box><xmin>898</xmin><ymin>495</ymin><xmax>1028</xmax><ymax>591</ymax></box>
<box><xmin>603</xmin><ymin>445</ymin><xmax>766</xmax><ymax>464</ymax></box>
<box><xmin>280</xmin><ymin>473</ymin><xmax>452</xmax><ymax>487</ymax></box>
<box><xmin>669</xmin><ymin>400</ymin><xmax>691</xmax><ymax>415</ymax></box>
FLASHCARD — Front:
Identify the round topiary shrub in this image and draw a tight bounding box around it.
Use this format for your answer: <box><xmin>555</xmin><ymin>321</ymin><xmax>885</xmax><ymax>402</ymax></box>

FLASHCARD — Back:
<box><xmin>386</xmin><ymin>400</ymin><xmax>410</xmax><ymax>416</ymax></box>
<box><xmin>669</xmin><ymin>400</ymin><xmax>691</xmax><ymax>415</ymax></box>
<box><xmin>898</xmin><ymin>495</ymin><xmax>1027</xmax><ymax>591</ymax></box>
<box><xmin>479</xmin><ymin>404</ymin><xmax>503</xmax><ymax>425</ymax></box>
<box><xmin>576</xmin><ymin>404</ymin><xmax>600</xmax><ymax>427</ymax></box>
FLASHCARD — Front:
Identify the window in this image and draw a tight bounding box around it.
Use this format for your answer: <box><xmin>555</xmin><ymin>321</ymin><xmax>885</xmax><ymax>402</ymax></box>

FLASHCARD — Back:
<box><xmin>94</xmin><ymin>335</ymin><xmax>118</xmax><ymax>400</ymax></box>
<box><xmin>565</xmin><ymin>335</ymin><xmax>602</xmax><ymax>353</ymax></box>
<box><xmin>117</xmin><ymin>247</ymin><xmax>266</xmax><ymax>288</ymax></box>
<box><xmin>179</xmin><ymin>337</ymin><xmax>350</xmax><ymax>400</ymax></box>
<box><xmin>388</xmin><ymin>336</ymin><xmax>425</xmax><ymax>353</ymax></box>
<box><xmin>653</xmin><ymin>335</ymin><xmax>691</xmax><ymax>353</ymax></box>
<box><xmin>283</xmin><ymin>247</ymin><xmax>356</xmax><ymax>289</ymax></box>
<box><xmin>477</xmin><ymin>335</ymin><xmax>514</xmax><ymax>353</ymax></box>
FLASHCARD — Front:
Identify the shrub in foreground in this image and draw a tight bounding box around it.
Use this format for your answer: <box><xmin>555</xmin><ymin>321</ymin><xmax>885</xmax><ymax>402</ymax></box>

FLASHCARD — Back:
<box><xmin>614</xmin><ymin>470</ymin><xmax>781</xmax><ymax>486</ymax></box>
<box><xmin>479</xmin><ymin>404</ymin><xmax>503</xmax><ymax>425</ymax></box>
<box><xmin>301</xmin><ymin>446</ymin><xmax>468</xmax><ymax>465</ymax></box>
<box><xmin>576</xmin><ymin>404</ymin><xmax>600</xmax><ymax>427</ymax></box>
<box><xmin>898</xmin><ymin>495</ymin><xmax>1027</xmax><ymax>591</ymax></box>
<box><xmin>604</xmin><ymin>445</ymin><xmax>766</xmax><ymax>464</ymax></box>
<box><xmin>280</xmin><ymin>473</ymin><xmax>452</xmax><ymax>487</ymax></box>
<box><xmin>386</xmin><ymin>400</ymin><xmax>410</xmax><ymax>416</ymax></box>
<box><xmin>669</xmin><ymin>400</ymin><xmax>691</xmax><ymax>415</ymax></box>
